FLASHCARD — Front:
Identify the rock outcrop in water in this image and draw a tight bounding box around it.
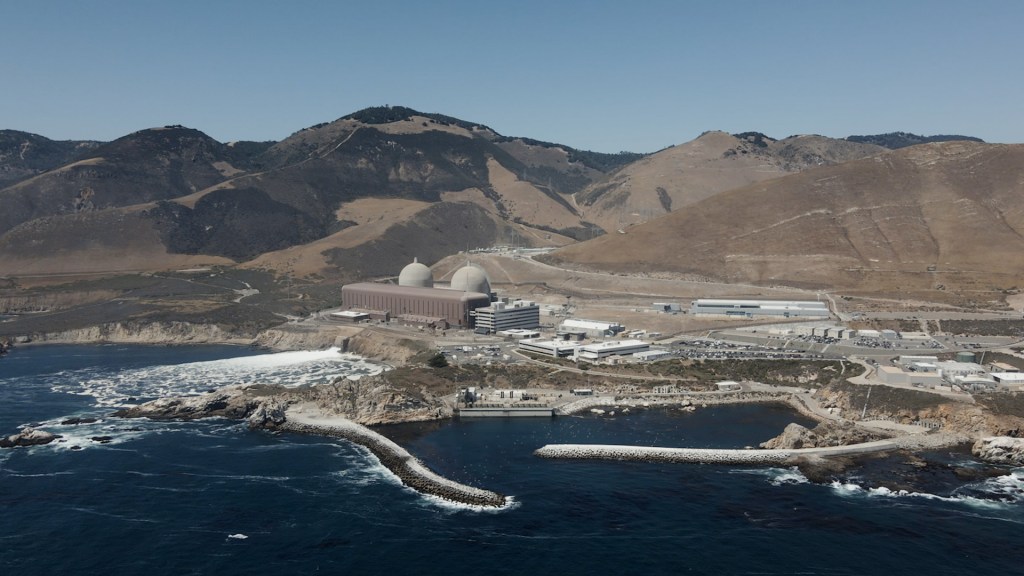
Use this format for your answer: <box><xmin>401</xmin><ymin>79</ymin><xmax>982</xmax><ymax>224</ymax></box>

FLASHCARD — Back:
<box><xmin>1</xmin><ymin>426</ymin><xmax>58</xmax><ymax>448</ymax></box>
<box><xmin>113</xmin><ymin>383</ymin><xmax>500</xmax><ymax>507</ymax></box>
<box><xmin>972</xmin><ymin>436</ymin><xmax>1024</xmax><ymax>466</ymax></box>
<box><xmin>760</xmin><ymin>420</ymin><xmax>890</xmax><ymax>450</ymax></box>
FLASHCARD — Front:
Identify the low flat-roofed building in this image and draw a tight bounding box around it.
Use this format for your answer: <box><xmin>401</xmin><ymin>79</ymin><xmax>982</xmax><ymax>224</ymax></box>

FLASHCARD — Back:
<box><xmin>577</xmin><ymin>339</ymin><xmax>649</xmax><ymax>360</ymax></box>
<box><xmin>716</xmin><ymin>380</ymin><xmax>742</xmax><ymax>391</ymax></box>
<box><xmin>633</xmin><ymin>349</ymin><xmax>672</xmax><ymax>362</ymax></box>
<box><xmin>877</xmin><ymin>366</ymin><xmax>908</xmax><ymax>385</ymax></box>
<box><xmin>993</xmin><ymin>372</ymin><xmax>1024</xmax><ymax>386</ymax></box>
<box><xmin>957</xmin><ymin>376</ymin><xmax>997</xmax><ymax>392</ymax></box>
<box><xmin>329</xmin><ymin>310</ymin><xmax>369</xmax><ymax>322</ymax></box>
<box><xmin>518</xmin><ymin>338</ymin><xmax>579</xmax><ymax>358</ymax></box>
<box><xmin>936</xmin><ymin>361</ymin><xmax>987</xmax><ymax>383</ymax></box>
<box><xmin>900</xmin><ymin>331</ymin><xmax>932</xmax><ymax>341</ymax></box>
<box><xmin>690</xmin><ymin>299</ymin><xmax>829</xmax><ymax>318</ymax></box>
<box><xmin>897</xmin><ymin>355</ymin><xmax>939</xmax><ymax>367</ymax></box>
<box><xmin>560</xmin><ymin>318</ymin><xmax>624</xmax><ymax>337</ymax></box>
<box><xmin>988</xmin><ymin>361</ymin><xmax>1020</xmax><ymax>373</ymax></box>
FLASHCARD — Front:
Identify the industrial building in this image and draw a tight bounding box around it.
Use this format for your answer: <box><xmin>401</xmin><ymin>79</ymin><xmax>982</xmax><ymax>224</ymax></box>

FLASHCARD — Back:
<box><xmin>559</xmin><ymin>318</ymin><xmax>625</xmax><ymax>338</ymax></box>
<box><xmin>690</xmin><ymin>299</ymin><xmax>830</xmax><ymax>318</ymax></box>
<box><xmin>473</xmin><ymin>300</ymin><xmax>540</xmax><ymax>334</ymax></box>
<box><xmin>340</xmin><ymin>259</ymin><xmax>493</xmax><ymax>329</ymax></box>
<box><xmin>576</xmin><ymin>339</ymin><xmax>650</xmax><ymax>360</ymax></box>
<box><xmin>341</xmin><ymin>283</ymin><xmax>490</xmax><ymax>328</ymax></box>
<box><xmin>518</xmin><ymin>338</ymin><xmax>579</xmax><ymax>358</ymax></box>
<box><xmin>633</xmin><ymin>349</ymin><xmax>672</xmax><ymax>362</ymax></box>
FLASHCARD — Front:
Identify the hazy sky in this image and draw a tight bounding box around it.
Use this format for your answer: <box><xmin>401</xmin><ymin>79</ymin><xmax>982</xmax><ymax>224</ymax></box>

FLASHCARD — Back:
<box><xmin>2</xmin><ymin>0</ymin><xmax>1020</xmax><ymax>152</ymax></box>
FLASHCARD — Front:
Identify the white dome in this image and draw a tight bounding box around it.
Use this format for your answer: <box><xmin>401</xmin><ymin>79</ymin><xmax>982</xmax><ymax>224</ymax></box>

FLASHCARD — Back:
<box><xmin>450</xmin><ymin>264</ymin><xmax>490</xmax><ymax>295</ymax></box>
<box><xmin>398</xmin><ymin>258</ymin><xmax>433</xmax><ymax>287</ymax></box>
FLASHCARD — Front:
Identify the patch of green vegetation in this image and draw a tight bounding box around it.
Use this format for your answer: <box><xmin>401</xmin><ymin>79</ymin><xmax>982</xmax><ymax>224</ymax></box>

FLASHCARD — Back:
<box><xmin>845</xmin><ymin>132</ymin><xmax>983</xmax><ymax>149</ymax></box>
<box><xmin>732</xmin><ymin>132</ymin><xmax>775</xmax><ymax>148</ymax></box>
<box><xmin>343</xmin><ymin>106</ymin><xmax>492</xmax><ymax>133</ymax></box>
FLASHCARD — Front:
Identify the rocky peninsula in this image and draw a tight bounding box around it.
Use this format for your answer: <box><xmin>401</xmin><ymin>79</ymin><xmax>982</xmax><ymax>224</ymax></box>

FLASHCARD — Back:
<box><xmin>110</xmin><ymin>378</ymin><xmax>507</xmax><ymax>508</ymax></box>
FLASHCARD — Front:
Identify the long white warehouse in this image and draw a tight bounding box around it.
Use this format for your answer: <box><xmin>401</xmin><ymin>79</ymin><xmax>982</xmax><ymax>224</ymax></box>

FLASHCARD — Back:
<box><xmin>690</xmin><ymin>299</ymin><xmax>830</xmax><ymax>318</ymax></box>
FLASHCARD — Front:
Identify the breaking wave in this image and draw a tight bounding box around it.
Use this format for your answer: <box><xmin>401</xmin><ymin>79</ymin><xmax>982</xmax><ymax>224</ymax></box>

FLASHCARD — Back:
<box><xmin>48</xmin><ymin>347</ymin><xmax>386</xmax><ymax>407</ymax></box>
<box><xmin>830</xmin><ymin>470</ymin><xmax>1024</xmax><ymax>509</ymax></box>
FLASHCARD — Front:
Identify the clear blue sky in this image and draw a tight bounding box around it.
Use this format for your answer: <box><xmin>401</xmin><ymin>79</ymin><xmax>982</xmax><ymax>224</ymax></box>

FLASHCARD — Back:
<box><xmin>2</xmin><ymin>0</ymin><xmax>1020</xmax><ymax>152</ymax></box>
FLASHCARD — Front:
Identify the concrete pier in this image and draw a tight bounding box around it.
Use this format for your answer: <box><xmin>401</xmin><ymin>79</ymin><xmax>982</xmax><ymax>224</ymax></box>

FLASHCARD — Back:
<box><xmin>282</xmin><ymin>412</ymin><xmax>507</xmax><ymax>508</ymax></box>
<box><xmin>534</xmin><ymin>439</ymin><xmax>899</xmax><ymax>465</ymax></box>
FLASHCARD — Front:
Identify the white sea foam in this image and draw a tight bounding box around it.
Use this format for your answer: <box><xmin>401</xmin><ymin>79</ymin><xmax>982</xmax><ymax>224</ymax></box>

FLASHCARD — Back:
<box><xmin>48</xmin><ymin>347</ymin><xmax>387</xmax><ymax>407</ymax></box>
<box><xmin>417</xmin><ymin>492</ymin><xmax>520</xmax><ymax>514</ymax></box>
<box><xmin>733</xmin><ymin>467</ymin><xmax>810</xmax><ymax>486</ymax></box>
<box><xmin>831</xmin><ymin>473</ymin><xmax>1024</xmax><ymax>510</ymax></box>
<box><xmin>227</xmin><ymin>533</ymin><xmax>248</xmax><ymax>540</ymax></box>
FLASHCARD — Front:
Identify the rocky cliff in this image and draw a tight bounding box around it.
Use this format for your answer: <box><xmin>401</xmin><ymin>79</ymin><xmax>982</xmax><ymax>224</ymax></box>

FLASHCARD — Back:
<box><xmin>760</xmin><ymin>420</ymin><xmax>890</xmax><ymax>450</ymax></box>
<box><xmin>972</xmin><ymin>436</ymin><xmax>1024</xmax><ymax>466</ymax></box>
<box><xmin>18</xmin><ymin>320</ymin><xmax>251</xmax><ymax>346</ymax></box>
<box><xmin>115</xmin><ymin>371</ymin><xmax>451</xmax><ymax>427</ymax></box>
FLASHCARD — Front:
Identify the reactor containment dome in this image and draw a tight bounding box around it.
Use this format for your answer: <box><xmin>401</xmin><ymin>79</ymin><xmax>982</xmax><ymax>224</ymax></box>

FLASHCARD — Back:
<box><xmin>398</xmin><ymin>258</ymin><xmax>434</xmax><ymax>288</ymax></box>
<box><xmin>450</xmin><ymin>264</ymin><xmax>491</xmax><ymax>295</ymax></box>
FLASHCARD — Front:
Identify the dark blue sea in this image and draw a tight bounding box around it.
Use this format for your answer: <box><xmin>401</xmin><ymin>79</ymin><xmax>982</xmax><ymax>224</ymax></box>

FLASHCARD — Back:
<box><xmin>1</xmin><ymin>345</ymin><xmax>1022</xmax><ymax>575</ymax></box>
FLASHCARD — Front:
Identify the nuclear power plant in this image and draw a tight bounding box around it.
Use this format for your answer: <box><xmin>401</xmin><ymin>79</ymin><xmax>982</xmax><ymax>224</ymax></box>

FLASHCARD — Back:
<box><xmin>340</xmin><ymin>258</ymin><xmax>540</xmax><ymax>332</ymax></box>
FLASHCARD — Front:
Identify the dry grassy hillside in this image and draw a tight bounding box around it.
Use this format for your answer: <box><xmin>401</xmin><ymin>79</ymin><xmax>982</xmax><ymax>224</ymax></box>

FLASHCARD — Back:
<box><xmin>549</xmin><ymin>142</ymin><xmax>1024</xmax><ymax>306</ymax></box>
<box><xmin>579</xmin><ymin>131</ymin><xmax>883</xmax><ymax>231</ymax></box>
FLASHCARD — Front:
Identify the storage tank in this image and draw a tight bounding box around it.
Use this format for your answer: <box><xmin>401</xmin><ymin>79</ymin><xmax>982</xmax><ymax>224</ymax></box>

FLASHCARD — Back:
<box><xmin>955</xmin><ymin>351</ymin><xmax>976</xmax><ymax>363</ymax></box>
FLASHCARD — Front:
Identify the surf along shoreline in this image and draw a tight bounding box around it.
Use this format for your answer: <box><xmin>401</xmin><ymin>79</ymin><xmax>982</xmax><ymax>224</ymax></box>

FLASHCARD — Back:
<box><xmin>4</xmin><ymin>335</ymin><xmax>997</xmax><ymax>507</ymax></box>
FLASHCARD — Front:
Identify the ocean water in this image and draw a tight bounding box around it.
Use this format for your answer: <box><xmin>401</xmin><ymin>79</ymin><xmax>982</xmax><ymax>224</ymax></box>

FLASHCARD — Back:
<box><xmin>1</xmin><ymin>345</ymin><xmax>1022</xmax><ymax>575</ymax></box>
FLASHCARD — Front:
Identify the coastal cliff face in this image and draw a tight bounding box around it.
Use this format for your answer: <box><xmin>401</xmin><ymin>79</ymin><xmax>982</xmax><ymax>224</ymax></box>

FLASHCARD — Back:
<box><xmin>115</xmin><ymin>372</ymin><xmax>451</xmax><ymax>427</ymax></box>
<box><xmin>16</xmin><ymin>321</ymin><xmax>432</xmax><ymax>360</ymax></box>
<box><xmin>18</xmin><ymin>321</ymin><xmax>252</xmax><ymax>346</ymax></box>
<box><xmin>344</xmin><ymin>330</ymin><xmax>430</xmax><ymax>365</ymax></box>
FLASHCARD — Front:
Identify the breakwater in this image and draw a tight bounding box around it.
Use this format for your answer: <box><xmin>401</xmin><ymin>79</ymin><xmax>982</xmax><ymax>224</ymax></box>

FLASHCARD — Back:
<box><xmin>534</xmin><ymin>439</ymin><xmax>900</xmax><ymax>465</ymax></box>
<box><xmin>280</xmin><ymin>413</ymin><xmax>508</xmax><ymax>508</ymax></box>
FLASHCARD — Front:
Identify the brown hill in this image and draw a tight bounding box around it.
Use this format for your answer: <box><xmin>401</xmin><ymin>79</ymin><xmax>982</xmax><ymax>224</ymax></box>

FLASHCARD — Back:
<box><xmin>0</xmin><ymin>130</ymin><xmax>102</xmax><ymax>188</ymax></box>
<box><xmin>578</xmin><ymin>131</ymin><xmax>883</xmax><ymax>231</ymax></box>
<box><xmin>547</xmin><ymin>141</ymin><xmax>1024</xmax><ymax>304</ymax></box>
<box><xmin>0</xmin><ymin>107</ymin><xmax>620</xmax><ymax>276</ymax></box>
<box><xmin>0</xmin><ymin>126</ymin><xmax>248</xmax><ymax>236</ymax></box>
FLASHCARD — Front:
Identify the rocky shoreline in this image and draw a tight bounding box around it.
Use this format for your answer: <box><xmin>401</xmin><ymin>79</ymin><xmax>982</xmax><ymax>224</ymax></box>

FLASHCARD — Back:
<box><xmin>108</xmin><ymin>387</ymin><xmax>504</xmax><ymax>508</ymax></box>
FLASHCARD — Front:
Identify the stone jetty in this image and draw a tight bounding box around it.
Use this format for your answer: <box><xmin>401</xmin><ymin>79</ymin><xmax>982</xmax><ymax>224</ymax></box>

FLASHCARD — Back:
<box><xmin>281</xmin><ymin>410</ymin><xmax>507</xmax><ymax>508</ymax></box>
<box><xmin>534</xmin><ymin>439</ymin><xmax>900</xmax><ymax>465</ymax></box>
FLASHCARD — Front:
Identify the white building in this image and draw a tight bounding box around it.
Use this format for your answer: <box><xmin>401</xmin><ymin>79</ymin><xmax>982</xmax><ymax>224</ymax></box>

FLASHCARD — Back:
<box><xmin>633</xmin><ymin>349</ymin><xmax>672</xmax><ymax>362</ymax></box>
<box><xmin>518</xmin><ymin>339</ymin><xmax>579</xmax><ymax>358</ymax></box>
<box><xmin>559</xmin><ymin>318</ymin><xmax>624</xmax><ymax>337</ymax></box>
<box><xmin>474</xmin><ymin>300</ymin><xmax>540</xmax><ymax>333</ymax></box>
<box><xmin>993</xmin><ymin>372</ymin><xmax>1024</xmax><ymax>389</ymax></box>
<box><xmin>690</xmin><ymin>299</ymin><xmax>830</xmax><ymax>318</ymax></box>
<box><xmin>935</xmin><ymin>361</ymin><xmax>988</xmax><ymax>384</ymax></box>
<box><xmin>576</xmin><ymin>339</ymin><xmax>649</xmax><ymax>360</ymax></box>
